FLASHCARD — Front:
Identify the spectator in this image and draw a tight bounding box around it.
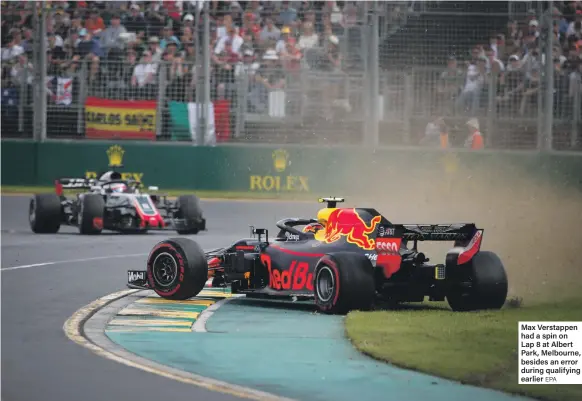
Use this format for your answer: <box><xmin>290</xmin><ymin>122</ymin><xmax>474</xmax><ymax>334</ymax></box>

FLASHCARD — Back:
<box><xmin>497</xmin><ymin>54</ymin><xmax>525</xmax><ymax>114</ymax></box>
<box><xmin>235</xmin><ymin>48</ymin><xmax>260</xmax><ymax>78</ymax></box>
<box><xmin>464</xmin><ymin>118</ymin><xmax>484</xmax><ymax>149</ymax></box>
<box><xmin>131</xmin><ymin>50</ymin><xmax>157</xmax><ymax>99</ymax></box>
<box><xmin>144</xmin><ymin>2</ymin><xmax>167</xmax><ymax>37</ymax></box>
<box><xmin>181</xmin><ymin>26</ymin><xmax>194</xmax><ymax>46</ymax></box>
<box><xmin>148</xmin><ymin>36</ymin><xmax>163</xmax><ymax>63</ymax></box>
<box><xmin>212</xmin><ymin>38</ymin><xmax>240</xmax><ymax>100</ymax></box>
<box><xmin>280</xmin><ymin>38</ymin><xmax>302</xmax><ymax>73</ymax></box>
<box><xmin>215</xmin><ymin>26</ymin><xmax>243</xmax><ymax>56</ymax></box>
<box><xmin>566</xmin><ymin>11</ymin><xmax>582</xmax><ymax>38</ymax></box>
<box><xmin>260</xmin><ymin>16</ymin><xmax>281</xmax><ymax>44</ymax></box>
<box><xmin>437</xmin><ymin>56</ymin><xmax>464</xmax><ymax>114</ymax></box>
<box><xmin>240</xmin><ymin>12</ymin><xmax>261</xmax><ymax>43</ymax></box>
<box><xmin>124</xmin><ymin>4</ymin><xmax>147</xmax><ymax>41</ymax></box>
<box><xmin>85</xmin><ymin>8</ymin><xmax>106</xmax><ymax>36</ymax></box>
<box><xmin>20</xmin><ymin>27</ymin><xmax>33</xmax><ymax>53</ymax></box>
<box><xmin>247</xmin><ymin>0</ymin><xmax>264</xmax><ymax>25</ymax></box>
<box><xmin>275</xmin><ymin>26</ymin><xmax>293</xmax><ymax>55</ymax></box>
<box><xmin>278</xmin><ymin>1</ymin><xmax>298</xmax><ymax>27</ymax></box>
<box><xmin>10</xmin><ymin>53</ymin><xmax>33</xmax><ymax>86</ymax></box>
<box><xmin>420</xmin><ymin>116</ymin><xmax>449</xmax><ymax>148</ymax></box>
<box><xmin>72</xmin><ymin>29</ymin><xmax>102</xmax><ymax>81</ymax></box>
<box><xmin>527</xmin><ymin>19</ymin><xmax>540</xmax><ymax>39</ymax></box>
<box><xmin>568</xmin><ymin>60</ymin><xmax>582</xmax><ymax>103</ymax></box>
<box><xmin>519</xmin><ymin>66</ymin><xmax>540</xmax><ymax>115</ymax></box>
<box><xmin>249</xmin><ymin>49</ymin><xmax>285</xmax><ymax>113</ymax></box>
<box><xmin>160</xmin><ymin>26</ymin><xmax>181</xmax><ymax>50</ymax></box>
<box><xmin>47</xmin><ymin>33</ymin><xmax>67</xmax><ymax>75</ymax></box>
<box><xmin>100</xmin><ymin>13</ymin><xmax>127</xmax><ymax>60</ymax></box>
<box><xmin>216</xmin><ymin>14</ymin><xmax>237</xmax><ymax>40</ymax></box>
<box><xmin>1</xmin><ymin>31</ymin><xmax>24</xmax><ymax>62</ymax></box>
<box><xmin>486</xmin><ymin>46</ymin><xmax>504</xmax><ymax>73</ymax></box>
<box><xmin>455</xmin><ymin>61</ymin><xmax>484</xmax><ymax>116</ymax></box>
<box><xmin>298</xmin><ymin>21</ymin><xmax>319</xmax><ymax>51</ymax></box>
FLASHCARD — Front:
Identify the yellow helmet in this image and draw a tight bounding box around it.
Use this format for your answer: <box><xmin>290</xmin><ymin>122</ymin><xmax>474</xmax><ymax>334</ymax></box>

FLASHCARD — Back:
<box><xmin>317</xmin><ymin>207</ymin><xmax>336</xmax><ymax>226</ymax></box>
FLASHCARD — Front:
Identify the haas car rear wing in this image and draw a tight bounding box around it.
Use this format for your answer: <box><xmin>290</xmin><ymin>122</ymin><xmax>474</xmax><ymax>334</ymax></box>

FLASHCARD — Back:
<box><xmin>376</xmin><ymin>223</ymin><xmax>484</xmax><ymax>266</ymax></box>
<box><xmin>55</xmin><ymin>178</ymin><xmax>98</xmax><ymax>195</ymax></box>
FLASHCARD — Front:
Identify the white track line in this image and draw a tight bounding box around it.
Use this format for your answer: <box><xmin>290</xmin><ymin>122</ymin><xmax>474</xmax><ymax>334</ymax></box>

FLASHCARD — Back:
<box><xmin>2</xmin><ymin>253</ymin><xmax>145</xmax><ymax>271</ymax></box>
<box><xmin>191</xmin><ymin>297</ymin><xmax>239</xmax><ymax>332</ymax></box>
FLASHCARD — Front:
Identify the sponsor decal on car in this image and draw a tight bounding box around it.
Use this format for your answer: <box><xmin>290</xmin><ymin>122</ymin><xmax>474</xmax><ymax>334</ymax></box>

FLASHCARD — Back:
<box><xmin>322</xmin><ymin>209</ymin><xmax>381</xmax><ymax>250</ymax></box>
<box><xmin>128</xmin><ymin>270</ymin><xmax>146</xmax><ymax>282</ymax></box>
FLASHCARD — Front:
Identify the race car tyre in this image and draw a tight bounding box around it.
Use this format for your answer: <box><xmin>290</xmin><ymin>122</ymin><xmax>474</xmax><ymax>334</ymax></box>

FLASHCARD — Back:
<box><xmin>78</xmin><ymin>194</ymin><xmax>105</xmax><ymax>235</ymax></box>
<box><xmin>146</xmin><ymin>237</ymin><xmax>208</xmax><ymax>300</ymax></box>
<box><xmin>314</xmin><ymin>252</ymin><xmax>375</xmax><ymax>314</ymax></box>
<box><xmin>176</xmin><ymin>195</ymin><xmax>203</xmax><ymax>235</ymax></box>
<box><xmin>446</xmin><ymin>251</ymin><xmax>508</xmax><ymax>312</ymax></box>
<box><xmin>29</xmin><ymin>194</ymin><xmax>61</xmax><ymax>233</ymax></box>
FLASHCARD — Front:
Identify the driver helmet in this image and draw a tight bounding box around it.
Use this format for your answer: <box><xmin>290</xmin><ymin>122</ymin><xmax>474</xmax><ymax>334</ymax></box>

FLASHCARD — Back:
<box><xmin>110</xmin><ymin>183</ymin><xmax>127</xmax><ymax>193</ymax></box>
<box><xmin>303</xmin><ymin>222</ymin><xmax>324</xmax><ymax>233</ymax></box>
<box><xmin>316</xmin><ymin>207</ymin><xmax>336</xmax><ymax>228</ymax></box>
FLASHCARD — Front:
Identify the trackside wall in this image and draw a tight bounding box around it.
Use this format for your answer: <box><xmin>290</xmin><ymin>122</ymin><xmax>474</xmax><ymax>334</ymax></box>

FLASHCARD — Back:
<box><xmin>2</xmin><ymin>140</ymin><xmax>582</xmax><ymax>195</ymax></box>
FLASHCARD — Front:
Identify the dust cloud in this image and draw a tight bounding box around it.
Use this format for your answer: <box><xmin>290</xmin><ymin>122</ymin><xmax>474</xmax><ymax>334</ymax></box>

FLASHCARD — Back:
<box><xmin>346</xmin><ymin>155</ymin><xmax>582</xmax><ymax>304</ymax></box>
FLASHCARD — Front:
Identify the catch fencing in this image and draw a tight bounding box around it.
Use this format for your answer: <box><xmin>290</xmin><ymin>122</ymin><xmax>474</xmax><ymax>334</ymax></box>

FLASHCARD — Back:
<box><xmin>1</xmin><ymin>1</ymin><xmax>580</xmax><ymax>151</ymax></box>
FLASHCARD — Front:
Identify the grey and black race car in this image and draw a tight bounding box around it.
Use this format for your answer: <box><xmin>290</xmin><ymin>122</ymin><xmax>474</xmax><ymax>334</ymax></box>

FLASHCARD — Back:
<box><xmin>127</xmin><ymin>197</ymin><xmax>508</xmax><ymax>314</ymax></box>
<box><xmin>29</xmin><ymin>170</ymin><xmax>206</xmax><ymax>235</ymax></box>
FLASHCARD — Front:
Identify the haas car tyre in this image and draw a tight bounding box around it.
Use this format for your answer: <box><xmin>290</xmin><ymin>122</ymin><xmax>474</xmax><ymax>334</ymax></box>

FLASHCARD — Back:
<box><xmin>314</xmin><ymin>252</ymin><xmax>376</xmax><ymax>314</ymax></box>
<box><xmin>447</xmin><ymin>251</ymin><xmax>508</xmax><ymax>312</ymax></box>
<box><xmin>29</xmin><ymin>194</ymin><xmax>61</xmax><ymax>233</ymax></box>
<box><xmin>78</xmin><ymin>194</ymin><xmax>105</xmax><ymax>235</ymax></box>
<box><xmin>176</xmin><ymin>195</ymin><xmax>203</xmax><ymax>235</ymax></box>
<box><xmin>146</xmin><ymin>237</ymin><xmax>208</xmax><ymax>300</ymax></box>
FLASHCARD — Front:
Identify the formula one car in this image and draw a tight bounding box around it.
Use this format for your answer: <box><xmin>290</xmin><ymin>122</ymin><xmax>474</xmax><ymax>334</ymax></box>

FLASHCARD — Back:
<box><xmin>127</xmin><ymin>197</ymin><xmax>508</xmax><ymax>313</ymax></box>
<box><xmin>29</xmin><ymin>171</ymin><xmax>206</xmax><ymax>235</ymax></box>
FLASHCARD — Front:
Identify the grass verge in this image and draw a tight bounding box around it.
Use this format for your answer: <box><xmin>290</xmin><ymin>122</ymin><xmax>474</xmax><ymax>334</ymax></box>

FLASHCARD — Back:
<box><xmin>345</xmin><ymin>299</ymin><xmax>582</xmax><ymax>401</ymax></box>
<box><xmin>0</xmin><ymin>186</ymin><xmax>315</xmax><ymax>201</ymax></box>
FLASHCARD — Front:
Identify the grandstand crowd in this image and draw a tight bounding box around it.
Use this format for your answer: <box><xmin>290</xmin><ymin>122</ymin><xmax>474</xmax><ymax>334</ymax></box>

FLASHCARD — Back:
<box><xmin>439</xmin><ymin>2</ymin><xmax>582</xmax><ymax>119</ymax></box>
<box><xmin>1</xmin><ymin>0</ymin><xmax>356</xmax><ymax>111</ymax></box>
<box><xmin>1</xmin><ymin>1</ymin><xmax>581</xmax><ymax>126</ymax></box>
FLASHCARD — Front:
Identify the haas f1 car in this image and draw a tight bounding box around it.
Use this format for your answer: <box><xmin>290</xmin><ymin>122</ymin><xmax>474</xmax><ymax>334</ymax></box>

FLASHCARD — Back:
<box><xmin>29</xmin><ymin>171</ymin><xmax>206</xmax><ymax>235</ymax></box>
<box><xmin>127</xmin><ymin>197</ymin><xmax>508</xmax><ymax>313</ymax></box>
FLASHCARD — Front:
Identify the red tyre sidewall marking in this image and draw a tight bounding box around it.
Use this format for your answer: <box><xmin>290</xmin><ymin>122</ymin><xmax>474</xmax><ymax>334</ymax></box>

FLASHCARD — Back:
<box><xmin>147</xmin><ymin>242</ymin><xmax>185</xmax><ymax>296</ymax></box>
<box><xmin>315</xmin><ymin>256</ymin><xmax>341</xmax><ymax>311</ymax></box>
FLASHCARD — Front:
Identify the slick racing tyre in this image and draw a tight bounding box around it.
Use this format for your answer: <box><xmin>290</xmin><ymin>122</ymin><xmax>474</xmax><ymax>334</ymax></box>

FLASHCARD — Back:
<box><xmin>29</xmin><ymin>194</ymin><xmax>62</xmax><ymax>233</ymax></box>
<box><xmin>176</xmin><ymin>195</ymin><xmax>203</xmax><ymax>235</ymax></box>
<box><xmin>314</xmin><ymin>252</ymin><xmax>375</xmax><ymax>314</ymax></box>
<box><xmin>78</xmin><ymin>194</ymin><xmax>105</xmax><ymax>235</ymax></box>
<box><xmin>446</xmin><ymin>251</ymin><xmax>508</xmax><ymax>312</ymax></box>
<box><xmin>146</xmin><ymin>237</ymin><xmax>208</xmax><ymax>300</ymax></box>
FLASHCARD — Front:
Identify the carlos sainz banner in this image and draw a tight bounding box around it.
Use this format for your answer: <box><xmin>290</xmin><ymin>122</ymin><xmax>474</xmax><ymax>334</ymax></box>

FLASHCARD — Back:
<box><xmin>84</xmin><ymin>97</ymin><xmax>157</xmax><ymax>140</ymax></box>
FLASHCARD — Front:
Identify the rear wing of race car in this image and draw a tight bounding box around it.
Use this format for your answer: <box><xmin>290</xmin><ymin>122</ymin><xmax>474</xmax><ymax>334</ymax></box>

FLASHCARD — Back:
<box><xmin>54</xmin><ymin>178</ymin><xmax>98</xmax><ymax>195</ymax></box>
<box><xmin>377</xmin><ymin>223</ymin><xmax>479</xmax><ymax>242</ymax></box>
<box><xmin>375</xmin><ymin>223</ymin><xmax>484</xmax><ymax>266</ymax></box>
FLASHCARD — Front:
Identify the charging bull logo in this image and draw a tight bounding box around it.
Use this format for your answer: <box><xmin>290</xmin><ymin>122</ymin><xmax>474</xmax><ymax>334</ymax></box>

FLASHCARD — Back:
<box><xmin>323</xmin><ymin>209</ymin><xmax>382</xmax><ymax>250</ymax></box>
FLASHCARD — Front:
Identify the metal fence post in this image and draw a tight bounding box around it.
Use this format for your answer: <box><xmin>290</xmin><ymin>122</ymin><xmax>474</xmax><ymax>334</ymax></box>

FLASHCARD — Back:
<box><xmin>367</xmin><ymin>1</ymin><xmax>380</xmax><ymax>147</ymax></box>
<box><xmin>33</xmin><ymin>4</ymin><xmax>48</xmax><ymax>142</ymax></box>
<box><xmin>572</xmin><ymin>79</ymin><xmax>581</xmax><ymax>148</ymax></box>
<box><xmin>542</xmin><ymin>1</ymin><xmax>554</xmax><ymax>152</ymax></box>
<box><xmin>198</xmin><ymin>1</ymin><xmax>210</xmax><ymax>146</ymax></box>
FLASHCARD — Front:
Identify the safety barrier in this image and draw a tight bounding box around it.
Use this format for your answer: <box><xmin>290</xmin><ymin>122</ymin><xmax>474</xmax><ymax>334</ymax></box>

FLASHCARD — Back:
<box><xmin>2</xmin><ymin>140</ymin><xmax>582</xmax><ymax>195</ymax></box>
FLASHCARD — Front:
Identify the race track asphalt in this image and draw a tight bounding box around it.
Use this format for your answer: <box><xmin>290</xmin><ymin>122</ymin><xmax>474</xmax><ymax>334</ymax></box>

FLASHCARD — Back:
<box><xmin>1</xmin><ymin>195</ymin><xmax>320</xmax><ymax>401</ymax></box>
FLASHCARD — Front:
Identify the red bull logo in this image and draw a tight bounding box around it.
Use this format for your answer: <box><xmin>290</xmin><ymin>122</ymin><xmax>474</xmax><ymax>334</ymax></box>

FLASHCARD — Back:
<box><xmin>323</xmin><ymin>209</ymin><xmax>382</xmax><ymax>250</ymax></box>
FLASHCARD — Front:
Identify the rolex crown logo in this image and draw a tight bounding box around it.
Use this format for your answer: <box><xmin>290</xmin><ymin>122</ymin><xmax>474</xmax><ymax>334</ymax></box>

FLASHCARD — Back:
<box><xmin>107</xmin><ymin>145</ymin><xmax>125</xmax><ymax>168</ymax></box>
<box><xmin>272</xmin><ymin>149</ymin><xmax>289</xmax><ymax>173</ymax></box>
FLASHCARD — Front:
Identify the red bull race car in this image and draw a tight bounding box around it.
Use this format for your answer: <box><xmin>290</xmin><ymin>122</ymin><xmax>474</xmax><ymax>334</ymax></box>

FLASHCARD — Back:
<box><xmin>127</xmin><ymin>197</ymin><xmax>508</xmax><ymax>314</ymax></box>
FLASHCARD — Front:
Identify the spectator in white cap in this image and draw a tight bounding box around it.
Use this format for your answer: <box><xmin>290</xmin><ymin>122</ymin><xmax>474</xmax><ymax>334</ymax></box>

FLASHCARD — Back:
<box><xmin>464</xmin><ymin>118</ymin><xmax>484</xmax><ymax>149</ymax></box>
<box><xmin>528</xmin><ymin>20</ymin><xmax>540</xmax><ymax>38</ymax></box>
<box><xmin>183</xmin><ymin>13</ymin><xmax>195</xmax><ymax>30</ymax></box>
<box><xmin>148</xmin><ymin>36</ymin><xmax>163</xmax><ymax>63</ymax></box>
<box><xmin>248</xmin><ymin>49</ymin><xmax>286</xmax><ymax>113</ymax></box>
